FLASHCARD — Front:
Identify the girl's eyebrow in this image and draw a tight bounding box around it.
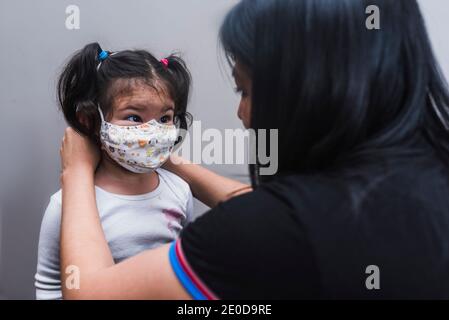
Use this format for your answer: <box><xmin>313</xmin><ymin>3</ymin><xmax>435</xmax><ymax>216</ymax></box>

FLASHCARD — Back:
<box><xmin>161</xmin><ymin>106</ymin><xmax>175</xmax><ymax>113</ymax></box>
<box><xmin>120</xmin><ymin>104</ymin><xmax>146</xmax><ymax>112</ymax></box>
<box><xmin>120</xmin><ymin>103</ymin><xmax>174</xmax><ymax>113</ymax></box>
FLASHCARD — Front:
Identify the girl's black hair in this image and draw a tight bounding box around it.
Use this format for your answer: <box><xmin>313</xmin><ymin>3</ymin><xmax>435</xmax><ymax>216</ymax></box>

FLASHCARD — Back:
<box><xmin>58</xmin><ymin>42</ymin><xmax>192</xmax><ymax>145</ymax></box>
<box><xmin>220</xmin><ymin>0</ymin><xmax>449</xmax><ymax>186</ymax></box>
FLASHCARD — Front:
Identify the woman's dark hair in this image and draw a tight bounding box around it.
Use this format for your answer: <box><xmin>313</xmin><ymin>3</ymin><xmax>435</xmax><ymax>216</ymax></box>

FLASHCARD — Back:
<box><xmin>58</xmin><ymin>42</ymin><xmax>192</xmax><ymax>145</ymax></box>
<box><xmin>220</xmin><ymin>0</ymin><xmax>449</xmax><ymax>186</ymax></box>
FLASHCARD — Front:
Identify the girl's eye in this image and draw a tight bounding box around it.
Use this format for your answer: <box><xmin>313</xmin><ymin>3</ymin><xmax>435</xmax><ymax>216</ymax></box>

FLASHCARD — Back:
<box><xmin>160</xmin><ymin>115</ymin><xmax>172</xmax><ymax>123</ymax></box>
<box><xmin>126</xmin><ymin>115</ymin><xmax>142</xmax><ymax>123</ymax></box>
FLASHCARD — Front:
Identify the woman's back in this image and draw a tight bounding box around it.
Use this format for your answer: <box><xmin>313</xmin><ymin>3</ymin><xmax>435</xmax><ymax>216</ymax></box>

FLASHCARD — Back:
<box><xmin>274</xmin><ymin>142</ymin><xmax>449</xmax><ymax>298</ymax></box>
<box><xmin>178</xmin><ymin>137</ymin><xmax>449</xmax><ymax>299</ymax></box>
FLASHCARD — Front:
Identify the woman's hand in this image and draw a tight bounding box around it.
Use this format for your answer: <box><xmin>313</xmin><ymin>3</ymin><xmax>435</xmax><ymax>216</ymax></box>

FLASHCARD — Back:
<box><xmin>60</xmin><ymin>127</ymin><xmax>100</xmax><ymax>176</ymax></box>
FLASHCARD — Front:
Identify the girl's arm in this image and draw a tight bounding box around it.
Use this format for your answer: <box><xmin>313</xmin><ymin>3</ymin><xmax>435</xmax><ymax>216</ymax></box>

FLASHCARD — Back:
<box><xmin>164</xmin><ymin>155</ymin><xmax>252</xmax><ymax>208</ymax></box>
<box><xmin>60</xmin><ymin>128</ymin><xmax>189</xmax><ymax>299</ymax></box>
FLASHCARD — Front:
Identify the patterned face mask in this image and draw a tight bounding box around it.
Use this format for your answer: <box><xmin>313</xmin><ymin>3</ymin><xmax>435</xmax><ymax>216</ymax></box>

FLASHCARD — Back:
<box><xmin>98</xmin><ymin>107</ymin><xmax>178</xmax><ymax>173</ymax></box>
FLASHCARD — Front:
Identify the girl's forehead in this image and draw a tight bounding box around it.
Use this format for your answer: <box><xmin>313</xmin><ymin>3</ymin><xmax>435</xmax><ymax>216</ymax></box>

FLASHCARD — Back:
<box><xmin>110</xmin><ymin>79</ymin><xmax>174</xmax><ymax>111</ymax></box>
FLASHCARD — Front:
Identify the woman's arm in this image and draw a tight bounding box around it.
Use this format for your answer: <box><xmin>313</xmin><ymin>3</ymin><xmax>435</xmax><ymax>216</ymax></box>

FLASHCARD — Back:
<box><xmin>164</xmin><ymin>154</ymin><xmax>252</xmax><ymax>208</ymax></box>
<box><xmin>59</xmin><ymin>128</ymin><xmax>189</xmax><ymax>299</ymax></box>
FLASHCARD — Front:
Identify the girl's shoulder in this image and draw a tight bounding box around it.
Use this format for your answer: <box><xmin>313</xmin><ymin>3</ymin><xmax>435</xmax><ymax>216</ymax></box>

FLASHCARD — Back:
<box><xmin>157</xmin><ymin>168</ymin><xmax>191</xmax><ymax>198</ymax></box>
<box><xmin>48</xmin><ymin>189</ymin><xmax>62</xmax><ymax>206</ymax></box>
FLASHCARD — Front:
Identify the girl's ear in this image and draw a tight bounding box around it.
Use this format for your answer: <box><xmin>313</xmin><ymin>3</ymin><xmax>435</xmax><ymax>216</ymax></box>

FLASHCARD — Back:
<box><xmin>76</xmin><ymin>110</ymin><xmax>91</xmax><ymax>129</ymax></box>
<box><xmin>79</xmin><ymin>109</ymin><xmax>106</xmax><ymax>149</ymax></box>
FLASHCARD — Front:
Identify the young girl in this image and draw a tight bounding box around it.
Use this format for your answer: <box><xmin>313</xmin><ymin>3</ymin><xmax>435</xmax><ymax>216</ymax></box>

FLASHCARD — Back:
<box><xmin>35</xmin><ymin>42</ymin><xmax>193</xmax><ymax>299</ymax></box>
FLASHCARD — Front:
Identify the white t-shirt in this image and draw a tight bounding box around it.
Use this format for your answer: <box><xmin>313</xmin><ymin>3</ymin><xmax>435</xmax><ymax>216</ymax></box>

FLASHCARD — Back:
<box><xmin>34</xmin><ymin>168</ymin><xmax>193</xmax><ymax>300</ymax></box>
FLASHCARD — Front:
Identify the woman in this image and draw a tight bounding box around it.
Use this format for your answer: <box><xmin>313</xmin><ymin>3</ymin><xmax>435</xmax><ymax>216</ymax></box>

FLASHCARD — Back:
<box><xmin>59</xmin><ymin>0</ymin><xmax>449</xmax><ymax>299</ymax></box>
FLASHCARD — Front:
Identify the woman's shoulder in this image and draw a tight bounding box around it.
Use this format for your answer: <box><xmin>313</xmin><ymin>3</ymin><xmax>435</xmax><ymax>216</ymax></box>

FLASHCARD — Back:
<box><xmin>267</xmin><ymin>155</ymin><xmax>448</xmax><ymax>208</ymax></box>
<box><xmin>218</xmin><ymin>173</ymin><xmax>343</xmax><ymax>216</ymax></box>
<box><xmin>214</xmin><ymin>159</ymin><xmax>449</xmax><ymax>232</ymax></box>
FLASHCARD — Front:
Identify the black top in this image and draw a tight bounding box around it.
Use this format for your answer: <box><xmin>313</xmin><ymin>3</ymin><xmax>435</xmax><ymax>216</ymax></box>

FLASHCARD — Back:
<box><xmin>176</xmin><ymin>142</ymin><xmax>449</xmax><ymax>299</ymax></box>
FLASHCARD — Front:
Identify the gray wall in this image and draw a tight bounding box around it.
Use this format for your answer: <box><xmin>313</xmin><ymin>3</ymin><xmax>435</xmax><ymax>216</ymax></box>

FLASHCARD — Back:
<box><xmin>0</xmin><ymin>0</ymin><xmax>448</xmax><ymax>299</ymax></box>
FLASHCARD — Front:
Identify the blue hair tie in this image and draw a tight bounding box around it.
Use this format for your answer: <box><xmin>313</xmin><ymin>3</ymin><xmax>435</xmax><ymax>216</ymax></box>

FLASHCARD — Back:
<box><xmin>98</xmin><ymin>50</ymin><xmax>109</xmax><ymax>61</ymax></box>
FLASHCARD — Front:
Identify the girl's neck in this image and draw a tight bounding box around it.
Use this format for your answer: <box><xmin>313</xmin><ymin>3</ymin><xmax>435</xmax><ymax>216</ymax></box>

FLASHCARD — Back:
<box><xmin>94</xmin><ymin>154</ymin><xmax>159</xmax><ymax>196</ymax></box>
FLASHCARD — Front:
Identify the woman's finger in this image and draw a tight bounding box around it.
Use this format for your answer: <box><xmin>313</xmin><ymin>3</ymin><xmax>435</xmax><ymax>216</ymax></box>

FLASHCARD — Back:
<box><xmin>60</xmin><ymin>127</ymin><xmax>100</xmax><ymax>174</ymax></box>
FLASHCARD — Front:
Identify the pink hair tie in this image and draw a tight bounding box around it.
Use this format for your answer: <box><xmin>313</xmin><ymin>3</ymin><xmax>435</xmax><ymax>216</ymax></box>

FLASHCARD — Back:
<box><xmin>160</xmin><ymin>58</ymin><xmax>169</xmax><ymax>68</ymax></box>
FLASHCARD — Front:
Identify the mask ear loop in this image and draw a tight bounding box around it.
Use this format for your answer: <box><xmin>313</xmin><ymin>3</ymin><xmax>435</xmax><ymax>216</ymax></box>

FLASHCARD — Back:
<box><xmin>97</xmin><ymin>105</ymin><xmax>105</xmax><ymax>122</ymax></box>
<box><xmin>96</xmin><ymin>105</ymin><xmax>109</xmax><ymax>153</ymax></box>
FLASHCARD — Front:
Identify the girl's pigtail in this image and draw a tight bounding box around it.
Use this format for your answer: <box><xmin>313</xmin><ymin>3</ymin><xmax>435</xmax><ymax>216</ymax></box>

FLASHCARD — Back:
<box><xmin>57</xmin><ymin>42</ymin><xmax>103</xmax><ymax>141</ymax></box>
<box><xmin>164</xmin><ymin>55</ymin><xmax>192</xmax><ymax>131</ymax></box>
